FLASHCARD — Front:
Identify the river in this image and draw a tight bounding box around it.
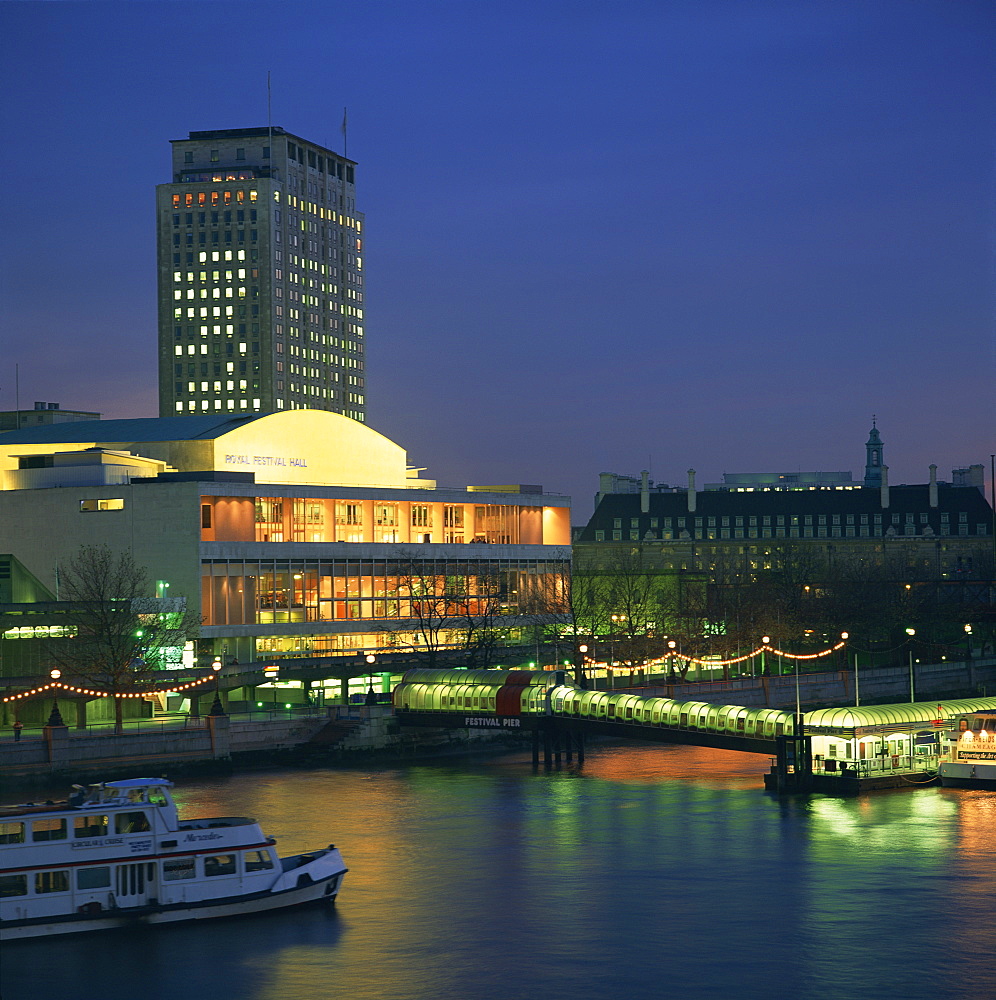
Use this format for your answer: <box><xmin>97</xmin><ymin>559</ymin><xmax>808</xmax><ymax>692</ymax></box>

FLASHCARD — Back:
<box><xmin>2</xmin><ymin>743</ymin><xmax>993</xmax><ymax>1000</ymax></box>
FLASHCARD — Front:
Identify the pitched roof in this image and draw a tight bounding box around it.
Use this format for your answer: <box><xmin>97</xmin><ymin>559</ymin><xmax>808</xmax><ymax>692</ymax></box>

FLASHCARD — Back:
<box><xmin>0</xmin><ymin>414</ymin><xmax>265</xmax><ymax>446</ymax></box>
<box><xmin>577</xmin><ymin>483</ymin><xmax>992</xmax><ymax>540</ymax></box>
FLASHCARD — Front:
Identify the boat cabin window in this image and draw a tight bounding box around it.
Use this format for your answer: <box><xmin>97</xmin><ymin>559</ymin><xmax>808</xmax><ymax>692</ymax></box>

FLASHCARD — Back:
<box><xmin>75</xmin><ymin>815</ymin><xmax>108</xmax><ymax>838</ymax></box>
<box><xmin>0</xmin><ymin>874</ymin><xmax>28</xmax><ymax>897</ymax></box>
<box><xmin>148</xmin><ymin>788</ymin><xmax>169</xmax><ymax>807</ymax></box>
<box><xmin>204</xmin><ymin>854</ymin><xmax>237</xmax><ymax>877</ymax></box>
<box><xmin>163</xmin><ymin>858</ymin><xmax>196</xmax><ymax>881</ymax></box>
<box><xmin>35</xmin><ymin>871</ymin><xmax>70</xmax><ymax>894</ymax></box>
<box><xmin>77</xmin><ymin>867</ymin><xmax>111</xmax><ymax>890</ymax></box>
<box><xmin>33</xmin><ymin>817</ymin><xmax>68</xmax><ymax>842</ymax></box>
<box><xmin>244</xmin><ymin>849</ymin><xmax>275</xmax><ymax>872</ymax></box>
<box><xmin>115</xmin><ymin>811</ymin><xmax>151</xmax><ymax>834</ymax></box>
<box><xmin>0</xmin><ymin>821</ymin><xmax>25</xmax><ymax>844</ymax></box>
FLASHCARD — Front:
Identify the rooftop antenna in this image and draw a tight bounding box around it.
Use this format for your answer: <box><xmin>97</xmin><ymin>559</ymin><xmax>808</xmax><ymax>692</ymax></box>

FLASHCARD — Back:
<box><xmin>341</xmin><ymin>106</ymin><xmax>348</xmax><ymax>161</ymax></box>
<box><xmin>267</xmin><ymin>71</ymin><xmax>272</xmax><ymax>176</ymax></box>
<box><xmin>15</xmin><ymin>363</ymin><xmax>19</xmax><ymax>430</ymax></box>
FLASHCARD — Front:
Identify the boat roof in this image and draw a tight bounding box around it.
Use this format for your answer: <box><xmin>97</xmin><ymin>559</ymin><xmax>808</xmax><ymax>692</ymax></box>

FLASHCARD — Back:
<box><xmin>102</xmin><ymin>778</ymin><xmax>174</xmax><ymax>788</ymax></box>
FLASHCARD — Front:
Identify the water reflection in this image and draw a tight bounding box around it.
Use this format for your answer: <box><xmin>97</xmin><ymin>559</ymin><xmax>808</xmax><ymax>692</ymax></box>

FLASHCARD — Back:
<box><xmin>2</xmin><ymin>745</ymin><xmax>993</xmax><ymax>1000</ymax></box>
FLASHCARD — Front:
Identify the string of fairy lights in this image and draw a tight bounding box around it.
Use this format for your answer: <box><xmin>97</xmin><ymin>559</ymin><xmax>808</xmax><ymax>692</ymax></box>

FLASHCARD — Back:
<box><xmin>1</xmin><ymin>676</ymin><xmax>218</xmax><ymax>705</ymax></box>
<box><xmin>2</xmin><ymin>640</ymin><xmax>850</xmax><ymax>704</ymax></box>
<box><xmin>602</xmin><ymin>640</ymin><xmax>847</xmax><ymax>669</ymax></box>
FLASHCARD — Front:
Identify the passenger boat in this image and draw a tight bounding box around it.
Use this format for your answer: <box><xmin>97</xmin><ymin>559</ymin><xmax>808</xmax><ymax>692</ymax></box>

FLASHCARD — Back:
<box><xmin>0</xmin><ymin>778</ymin><xmax>346</xmax><ymax>940</ymax></box>
<box><xmin>939</xmin><ymin>710</ymin><xmax>996</xmax><ymax>790</ymax></box>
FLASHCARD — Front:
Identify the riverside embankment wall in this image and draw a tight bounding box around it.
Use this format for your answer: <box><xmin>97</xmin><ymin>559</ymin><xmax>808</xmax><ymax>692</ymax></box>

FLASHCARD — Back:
<box><xmin>3</xmin><ymin>659</ymin><xmax>993</xmax><ymax>785</ymax></box>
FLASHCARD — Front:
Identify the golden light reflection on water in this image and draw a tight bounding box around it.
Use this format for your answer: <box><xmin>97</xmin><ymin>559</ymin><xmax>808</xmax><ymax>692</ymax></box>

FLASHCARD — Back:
<box><xmin>581</xmin><ymin>742</ymin><xmax>770</xmax><ymax>786</ymax></box>
<box><xmin>4</xmin><ymin>752</ymin><xmax>995</xmax><ymax>1000</ymax></box>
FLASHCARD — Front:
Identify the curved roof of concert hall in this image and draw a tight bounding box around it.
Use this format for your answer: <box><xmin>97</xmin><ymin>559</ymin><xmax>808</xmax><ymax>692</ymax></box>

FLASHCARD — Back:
<box><xmin>0</xmin><ymin>410</ymin><xmax>422</xmax><ymax>490</ymax></box>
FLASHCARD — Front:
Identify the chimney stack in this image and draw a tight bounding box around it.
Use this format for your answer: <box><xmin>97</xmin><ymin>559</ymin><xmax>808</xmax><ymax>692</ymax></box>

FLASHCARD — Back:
<box><xmin>929</xmin><ymin>464</ymin><xmax>938</xmax><ymax>508</ymax></box>
<box><xmin>687</xmin><ymin>469</ymin><xmax>697</xmax><ymax>513</ymax></box>
<box><xmin>880</xmin><ymin>465</ymin><xmax>889</xmax><ymax>509</ymax></box>
<box><xmin>640</xmin><ymin>470</ymin><xmax>649</xmax><ymax>513</ymax></box>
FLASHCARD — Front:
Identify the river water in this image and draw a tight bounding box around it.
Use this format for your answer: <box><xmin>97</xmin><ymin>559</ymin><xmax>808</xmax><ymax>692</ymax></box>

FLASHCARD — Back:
<box><xmin>2</xmin><ymin>743</ymin><xmax>993</xmax><ymax>1000</ymax></box>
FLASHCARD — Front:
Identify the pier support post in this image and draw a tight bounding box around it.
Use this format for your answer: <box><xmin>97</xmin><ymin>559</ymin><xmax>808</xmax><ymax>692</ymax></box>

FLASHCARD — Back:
<box><xmin>43</xmin><ymin>700</ymin><xmax>70</xmax><ymax>766</ymax></box>
<box><xmin>774</xmin><ymin>733</ymin><xmax>813</xmax><ymax>793</ymax></box>
<box><xmin>205</xmin><ymin>713</ymin><xmax>231</xmax><ymax>759</ymax></box>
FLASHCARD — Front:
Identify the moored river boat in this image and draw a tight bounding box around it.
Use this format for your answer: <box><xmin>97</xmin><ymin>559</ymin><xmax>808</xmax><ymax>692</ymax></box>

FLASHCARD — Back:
<box><xmin>939</xmin><ymin>710</ymin><xmax>996</xmax><ymax>790</ymax></box>
<box><xmin>0</xmin><ymin>777</ymin><xmax>346</xmax><ymax>940</ymax></box>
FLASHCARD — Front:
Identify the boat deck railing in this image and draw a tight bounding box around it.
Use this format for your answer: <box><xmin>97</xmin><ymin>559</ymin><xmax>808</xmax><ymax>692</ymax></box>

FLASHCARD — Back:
<box><xmin>810</xmin><ymin>753</ymin><xmax>939</xmax><ymax>777</ymax></box>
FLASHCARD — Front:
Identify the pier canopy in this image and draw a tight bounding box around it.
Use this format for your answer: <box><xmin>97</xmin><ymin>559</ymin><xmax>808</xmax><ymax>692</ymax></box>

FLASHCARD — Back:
<box><xmin>804</xmin><ymin>697</ymin><xmax>996</xmax><ymax>735</ymax></box>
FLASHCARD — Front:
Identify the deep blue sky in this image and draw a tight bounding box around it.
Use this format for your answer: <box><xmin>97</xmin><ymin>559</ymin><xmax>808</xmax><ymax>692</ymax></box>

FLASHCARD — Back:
<box><xmin>1</xmin><ymin>1</ymin><xmax>993</xmax><ymax>518</ymax></box>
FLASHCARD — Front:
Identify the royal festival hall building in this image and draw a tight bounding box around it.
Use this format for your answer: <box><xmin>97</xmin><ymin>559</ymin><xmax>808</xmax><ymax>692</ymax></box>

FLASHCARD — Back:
<box><xmin>0</xmin><ymin>411</ymin><xmax>571</xmax><ymax>674</ymax></box>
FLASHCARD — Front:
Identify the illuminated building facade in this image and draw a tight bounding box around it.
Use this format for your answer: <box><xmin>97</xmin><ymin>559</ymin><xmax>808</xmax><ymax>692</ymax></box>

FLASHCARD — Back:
<box><xmin>157</xmin><ymin>127</ymin><xmax>365</xmax><ymax>421</ymax></box>
<box><xmin>578</xmin><ymin>466</ymin><xmax>993</xmax><ymax>588</ymax></box>
<box><xmin>584</xmin><ymin>420</ymin><xmax>992</xmax><ymax>589</ymax></box>
<box><xmin>0</xmin><ymin>412</ymin><xmax>571</xmax><ymax>666</ymax></box>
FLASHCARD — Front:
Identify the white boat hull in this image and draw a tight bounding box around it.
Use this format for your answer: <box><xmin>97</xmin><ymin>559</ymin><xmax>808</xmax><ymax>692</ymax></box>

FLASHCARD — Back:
<box><xmin>1</xmin><ymin>851</ymin><xmax>346</xmax><ymax>942</ymax></box>
<box><xmin>0</xmin><ymin>778</ymin><xmax>348</xmax><ymax>942</ymax></box>
<box><xmin>938</xmin><ymin>761</ymin><xmax>996</xmax><ymax>790</ymax></box>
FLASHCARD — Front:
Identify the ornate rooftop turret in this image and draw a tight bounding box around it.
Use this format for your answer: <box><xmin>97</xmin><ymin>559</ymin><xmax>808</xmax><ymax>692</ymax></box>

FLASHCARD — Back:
<box><xmin>864</xmin><ymin>417</ymin><xmax>884</xmax><ymax>488</ymax></box>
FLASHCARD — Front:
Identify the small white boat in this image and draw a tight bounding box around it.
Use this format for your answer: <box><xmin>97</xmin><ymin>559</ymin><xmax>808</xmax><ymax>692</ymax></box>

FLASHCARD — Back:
<box><xmin>0</xmin><ymin>777</ymin><xmax>346</xmax><ymax>940</ymax></box>
<box><xmin>938</xmin><ymin>710</ymin><xmax>996</xmax><ymax>790</ymax></box>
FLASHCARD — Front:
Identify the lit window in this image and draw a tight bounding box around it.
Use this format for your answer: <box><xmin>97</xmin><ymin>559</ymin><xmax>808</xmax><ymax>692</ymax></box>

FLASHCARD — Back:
<box><xmin>163</xmin><ymin>858</ymin><xmax>196</xmax><ymax>881</ymax></box>
<box><xmin>80</xmin><ymin>499</ymin><xmax>125</xmax><ymax>512</ymax></box>
<box><xmin>35</xmin><ymin>871</ymin><xmax>70</xmax><ymax>894</ymax></box>
<box><xmin>244</xmin><ymin>850</ymin><xmax>274</xmax><ymax>872</ymax></box>
<box><xmin>0</xmin><ymin>822</ymin><xmax>25</xmax><ymax>844</ymax></box>
<box><xmin>204</xmin><ymin>854</ymin><xmax>236</xmax><ymax>876</ymax></box>
<box><xmin>115</xmin><ymin>812</ymin><xmax>150</xmax><ymax>834</ymax></box>
<box><xmin>32</xmin><ymin>818</ymin><xmax>67</xmax><ymax>842</ymax></box>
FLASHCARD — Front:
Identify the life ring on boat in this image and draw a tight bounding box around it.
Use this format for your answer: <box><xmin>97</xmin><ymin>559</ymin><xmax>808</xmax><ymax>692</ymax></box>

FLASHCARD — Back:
<box><xmin>78</xmin><ymin>901</ymin><xmax>103</xmax><ymax>916</ymax></box>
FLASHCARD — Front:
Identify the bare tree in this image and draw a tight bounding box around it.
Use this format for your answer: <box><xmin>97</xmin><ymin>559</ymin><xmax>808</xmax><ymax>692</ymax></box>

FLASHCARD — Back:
<box><xmin>389</xmin><ymin>551</ymin><xmax>453</xmax><ymax>669</ymax></box>
<box><xmin>48</xmin><ymin>545</ymin><xmax>201</xmax><ymax>732</ymax></box>
<box><xmin>517</xmin><ymin>547</ymin><xmax>604</xmax><ymax>682</ymax></box>
<box><xmin>450</xmin><ymin>564</ymin><xmax>516</xmax><ymax>670</ymax></box>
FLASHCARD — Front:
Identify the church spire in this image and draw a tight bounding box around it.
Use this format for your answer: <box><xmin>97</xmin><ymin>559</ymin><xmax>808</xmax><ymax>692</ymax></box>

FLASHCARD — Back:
<box><xmin>864</xmin><ymin>417</ymin><xmax>884</xmax><ymax>487</ymax></box>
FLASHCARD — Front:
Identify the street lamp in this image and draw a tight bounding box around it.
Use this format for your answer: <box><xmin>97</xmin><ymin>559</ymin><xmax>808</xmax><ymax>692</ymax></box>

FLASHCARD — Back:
<box><xmin>263</xmin><ymin>664</ymin><xmax>279</xmax><ymax>709</ymax></box>
<box><xmin>841</xmin><ymin>631</ymin><xmax>861</xmax><ymax>706</ymax></box>
<box><xmin>364</xmin><ymin>653</ymin><xmax>377</xmax><ymax>705</ymax></box>
<box><xmin>905</xmin><ymin>628</ymin><xmax>916</xmax><ymax>702</ymax></box>
<box><xmin>209</xmin><ymin>657</ymin><xmax>226</xmax><ymax>716</ymax></box>
<box><xmin>667</xmin><ymin>640</ymin><xmax>677</xmax><ymax>681</ymax></box>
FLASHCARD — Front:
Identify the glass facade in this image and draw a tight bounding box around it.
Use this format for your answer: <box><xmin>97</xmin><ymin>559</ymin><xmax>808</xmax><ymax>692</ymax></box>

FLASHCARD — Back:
<box><xmin>201</xmin><ymin>495</ymin><xmax>553</xmax><ymax>546</ymax></box>
<box><xmin>201</xmin><ymin>557</ymin><xmax>567</xmax><ymax>627</ymax></box>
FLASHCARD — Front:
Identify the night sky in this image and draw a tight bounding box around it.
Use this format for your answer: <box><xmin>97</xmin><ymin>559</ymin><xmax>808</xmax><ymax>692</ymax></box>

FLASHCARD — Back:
<box><xmin>1</xmin><ymin>1</ymin><xmax>993</xmax><ymax>519</ymax></box>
